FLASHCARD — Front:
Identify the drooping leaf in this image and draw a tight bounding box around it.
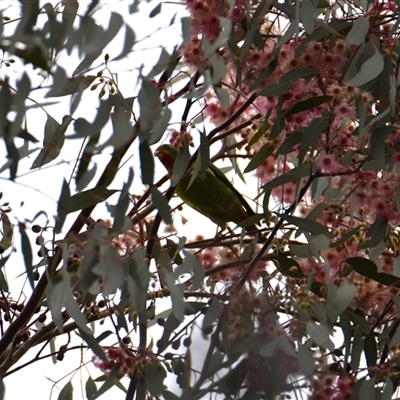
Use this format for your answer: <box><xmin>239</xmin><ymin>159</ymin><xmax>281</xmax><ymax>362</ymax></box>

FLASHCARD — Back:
<box><xmin>359</xmin><ymin>378</ymin><xmax>376</xmax><ymax>400</ymax></box>
<box><xmin>139</xmin><ymin>140</ymin><xmax>155</xmax><ymax>186</ymax></box>
<box><xmin>297</xmin><ymin>343</ymin><xmax>315</xmax><ymax>375</ymax></box>
<box><xmin>360</xmin><ymin>217</ymin><xmax>389</xmax><ymax>249</ymax></box>
<box><xmin>346</xmin><ymin>257</ymin><xmax>400</xmax><ymax>288</ymax></box>
<box><xmin>349</xmin><ymin>48</ymin><xmax>384</xmax><ymax>87</ymax></box>
<box><xmin>271</xmin><ymin>256</ymin><xmax>304</xmax><ymax>278</ymax></box>
<box><xmin>299</xmin><ymin>117</ymin><xmax>330</xmax><ymax>163</ymax></box>
<box><xmin>332</xmin><ymin>279</ymin><xmax>356</xmax><ymax>315</ymax></box>
<box><xmin>203</xmin><ymin>298</ymin><xmax>223</xmax><ymax>330</ymax></box>
<box><xmin>189</xmin><ymin>131</ymin><xmax>209</xmax><ymax>184</ymax></box>
<box><xmin>31</xmin><ymin>115</ymin><xmax>73</xmax><ymax>169</ymax></box>
<box><xmin>19</xmin><ymin>222</ymin><xmax>33</xmax><ymax>290</ymax></box>
<box><xmin>369</xmin><ymin>125</ymin><xmax>392</xmax><ymax>170</ymax></box>
<box><xmin>69</xmin><ymin>188</ymin><xmax>118</xmax><ymax>213</ymax></box>
<box><xmin>148</xmin><ymin>108</ymin><xmax>172</xmax><ymax>145</ymax></box>
<box><xmin>48</xmin><ymin>75</ymin><xmax>97</xmax><ymax>97</ymax></box>
<box><xmin>0</xmin><ymin>213</ymin><xmax>13</xmax><ymax>251</ymax></box>
<box><xmin>158</xmin><ymin>266</ymin><xmax>185</xmax><ymax>321</ymax></box>
<box><xmin>73</xmin><ymin>98</ymin><xmax>111</xmax><ymax>136</ymax></box>
<box><xmin>279</xmin><ymin>214</ymin><xmax>335</xmax><ymax>239</ymax></box>
<box><xmin>75</xmin><ymin>131</ymin><xmax>101</xmax><ymax>190</ymax></box>
<box><xmin>277</xmin><ymin>130</ymin><xmax>303</xmax><ymax>155</ymax></box>
<box><xmin>57</xmin><ymin>381</ymin><xmax>73</xmax><ymax>400</ymax></box>
<box><xmin>260</xmin><ymin>336</ymin><xmax>296</xmax><ymax>358</ymax></box>
<box><xmin>92</xmin><ymin>246</ymin><xmax>124</xmax><ymax>295</ymax></box>
<box><xmin>346</xmin><ymin>17</ymin><xmax>369</xmax><ymax>46</ymax></box>
<box><xmin>111</xmin><ymin>169</ymin><xmax>134</xmax><ymax>231</ymax></box>
<box><xmin>0</xmin><ymin>38</ymin><xmax>50</xmax><ymax>71</ymax></box>
<box><xmin>84</xmin><ymin>0</ymin><xmax>100</xmax><ymax>17</ymax></box>
<box><xmin>301</xmin><ymin>0</ymin><xmax>315</xmax><ymax>34</ymax></box>
<box><xmin>217</xmin><ymin>359</ymin><xmax>249</xmax><ymax>395</ymax></box>
<box><xmin>151</xmin><ymin>187</ymin><xmax>172</xmax><ymax>225</ymax></box>
<box><xmin>382</xmin><ymin>380</ymin><xmax>394</xmax><ymax>400</ymax></box>
<box><xmin>309</xmin><ymin>234</ymin><xmax>330</xmax><ymax>255</ymax></box>
<box><xmin>85</xmin><ymin>377</ymin><xmax>97</xmax><ymax>400</ymax></box>
<box><xmin>261</xmin><ymin>164</ymin><xmax>310</xmax><ymax>191</ymax></box>
<box><xmin>138</xmin><ymin>77</ymin><xmax>162</xmax><ymax>133</ymax></box>
<box><xmin>78</xmin><ymin>328</ymin><xmax>107</xmax><ymax>362</ymax></box>
<box><xmin>205</xmin><ymin>350</ymin><xmax>224</xmax><ymax>377</ymax></box>
<box><xmin>91</xmin><ymin>368</ymin><xmax>125</xmax><ymax>399</ymax></box>
<box><xmin>145</xmin><ymin>362</ymin><xmax>167</xmax><ymax>396</ymax></box>
<box><xmin>171</xmin><ymin>145</ymin><xmax>190</xmax><ymax>187</ymax></box>
<box><xmin>259</xmin><ymin>68</ymin><xmax>316</xmax><ymax>97</ymax></box>
<box><xmin>244</xmin><ymin>141</ymin><xmax>275</xmax><ymax>173</ymax></box>
<box><xmin>284</xmin><ymin>96</ymin><xmax>332</xmax><ymax>117</ymax></box>
<box><xmin>307</xmin><ymin>322</ymin><xmax>335</xmax><ymax>351</ymax></box>
<box><xmin>55</xmin><ymin>179</ymin><xmax>71</xmax><ymax>234</ymax></box>
<box><xmin>364</xmin><ymin>334</ymin><xmax>377</xmax><ymax>375</ymax></box>
<box><xmin>0</xmin><ymin>254</ymin><xmax>10</xmax><ymax>292</ymax></box>
<box><xmin>0</xmin><ymin>377</ymin><xmax>5</xmax><ymax>400</ymax></box>
<box><xmin>239</xmin><ymin>9</ymin><xmax>264</xmax><ymax>66</ymax></box>
<box><xmin>126</xmin><ymin>248</ymin><xmax>151</xmax><ymax>315</ymax></box>
<box><xmin>114</xmin><ymin>24</ymin><xmax>136</xmax><ymax>61</ymax></box>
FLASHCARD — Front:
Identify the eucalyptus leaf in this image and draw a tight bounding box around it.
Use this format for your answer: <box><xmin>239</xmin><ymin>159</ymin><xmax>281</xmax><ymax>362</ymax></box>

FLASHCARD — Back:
<box><xmin>31</xmin><ymin>115</ymin><xmax>73</xmax><ymax>169</ymax></box>
<box><xmin>203</xmin><ymin>298</ymin><xmax>223</xmax><ymax>330</ymax></box>
<box><xmin>140</xmin><ymin>140</ymin><xmax>155</xmax><ymax>186</ymax></box>
<box><xmin>346</xmin><ymin>18</ymin><xmax>369</xmax><ymax>46</ymax></box>
<box><xmin>0</xmin><ymin>213</ymin><xmax>13</xmax><ymax>251</ymax></box>
<box><xmin>259</xmin><ymin>68</ymin><xmax>316</xmax><ymax>97</ymax></box>
<box><xmin>297</xmin><ymin>343</ymin><xmax>315</xmax><ymax>375</ymax></box>
<box><xmin>19</xmin><ymin>222</ymin><xmax>33</xmax><ymax>290</ymax></box>
<box><xmin>151</xmin><ymin>187</ymin><xmax>172</xmax><ymax>224</ymax></box>
<box><xmin>307</xmin><ymin>322</ymin><xmax>335</xmax><ymax>351</ymax></box>
<box><xmin>145</xmin><ymin>362</ymin><xmax>166</xmax><ymax>396</ymax></box>
<box><xmin>57</xmin><ymin>381</ymin><xmax>73</xmax><ymax>400</ymax></box>
<box><xmin>349</xmin><ymin>48</ymin><xmax>384</xmax><ymax>87</ymax></box>
<box><xmin>85</xmin><ymin>377</ymin><xmax>97</xmax><ymax>400</ymax></box>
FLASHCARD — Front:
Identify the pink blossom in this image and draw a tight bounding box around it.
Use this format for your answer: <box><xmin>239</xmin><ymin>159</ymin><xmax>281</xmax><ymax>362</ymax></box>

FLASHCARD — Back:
<box><xmin>317</xmin><ymin>155</ymin><xmax>343</xmax><ymax>174</ymax></box>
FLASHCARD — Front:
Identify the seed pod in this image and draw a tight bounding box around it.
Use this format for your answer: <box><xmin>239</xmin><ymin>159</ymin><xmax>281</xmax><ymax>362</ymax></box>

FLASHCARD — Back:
<box><xmin>32</xmin><ymin>225</ymin><xmax>42</xmax><ymax>233</ymax></box>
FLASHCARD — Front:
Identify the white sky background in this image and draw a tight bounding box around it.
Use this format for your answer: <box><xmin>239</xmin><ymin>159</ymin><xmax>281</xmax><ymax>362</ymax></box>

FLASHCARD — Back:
<box><xmin>0</xmin><ymin>1</ymin><xmax>205</xmax><ymax>399</ymax></box>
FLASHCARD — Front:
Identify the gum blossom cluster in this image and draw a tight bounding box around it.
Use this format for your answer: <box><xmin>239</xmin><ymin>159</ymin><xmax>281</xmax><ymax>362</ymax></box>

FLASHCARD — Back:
<box><xmin>182</xmin><ymin>0</ymin><xmax>400</xmax><ymax>317</ymax></box>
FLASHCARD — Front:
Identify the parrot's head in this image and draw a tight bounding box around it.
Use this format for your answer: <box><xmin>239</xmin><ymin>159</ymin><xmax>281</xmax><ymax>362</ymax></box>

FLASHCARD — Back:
<box><xmin>154</xmin><ymin>144</ymin><xmax>178</xmax><ymax>172</ymax></box>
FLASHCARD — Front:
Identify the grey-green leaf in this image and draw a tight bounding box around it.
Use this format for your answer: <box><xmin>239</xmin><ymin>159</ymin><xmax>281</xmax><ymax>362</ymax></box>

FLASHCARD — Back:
<box><xmin>69</xmin><ymin>188</ymin><xmax>118</xmax><ymax>213</ymax></box>
<box><xmin>139</xmin><ymin>140</ymin><xmax>155</xmax><ymax>186</ymax></box>
<box><xmin>85</xmin><ymin>377</ymin><xmax>97</xmax><ymax>400</ymax></box>
<box><xmin>145</xmin><ymin>362</ymin><xmax>166</xmax><ymax>396</ymax></box>
<box><xmin>346</xmin><ymin>18</ymin><xmax>369</xmax><ymax>46</ymax></box>
<box><xmin>31</xmin><ymin>115</ymin><xmax>73</xmax><ymax>169</ymax></box>
<box><xmin>349</xmin><ymin>49</ymin><xmax>384</xmax><ymax>87</ymax></box>
<box><xmin>307</xmin><ymin>322</ymin><xmax>334</xmax><ymax>351</ymax></box>
<box><xmin>203</xmin><ymin>298</ymin><xmax>223</xmax><ymax>330</ymax></box>
<box><xmin>19</xmin><ymin>222</ymin><xmax>33</xmax><ymax>290</ymax></box>
<box><xmin>58</xmin><ymin>381</ymin><xmax>73</xmax><ymax>400</ymax></box>
<box><xmin>279</xmin><ymin>214</ymin><xmax>335</xmax><ymax>239</ymax></box>
<box><xmin>297</xmin><ymin>343</ymin><xmax>315</xmax><ymax>375</ymax></box>
<box><xmin>259</xmin><ymin>68</ymin><xmax>316</xmax><ymax>96</ymax></box>
<box><xmin>244</xmin><ymin>141</ymin><xmax>275</xmax><ymax>173</ymax></box>
<box><xmin>0</xmin><ymin>213</ymin><xmax>13</xmax><ymax>251</ymax></box>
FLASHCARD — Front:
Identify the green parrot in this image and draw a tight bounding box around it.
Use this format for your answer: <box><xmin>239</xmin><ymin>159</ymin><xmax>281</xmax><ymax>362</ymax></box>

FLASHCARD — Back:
<box><xmin>155</xmin><ymin>145</ymin><xmax>258</xmax><ymax>233</ymax></box>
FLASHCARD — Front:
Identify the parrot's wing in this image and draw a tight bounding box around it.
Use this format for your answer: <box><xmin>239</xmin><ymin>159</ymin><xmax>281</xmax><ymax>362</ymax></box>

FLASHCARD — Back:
<box><xmin>208</xmin><ymin>164</ymin><xmax>256</xmax><ymax>218</ymax></box>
